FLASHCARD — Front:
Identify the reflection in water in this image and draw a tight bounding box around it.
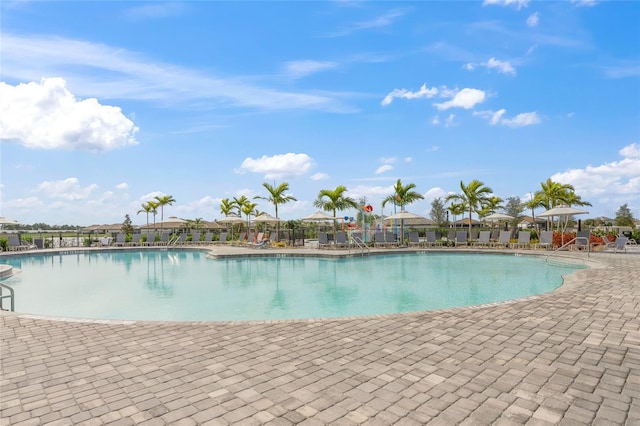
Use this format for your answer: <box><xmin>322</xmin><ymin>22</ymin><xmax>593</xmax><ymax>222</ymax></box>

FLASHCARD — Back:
<box><xmin>0</xmin><ymin>251</ymin><xmax>584</xmax><ymax>321</ymax></box>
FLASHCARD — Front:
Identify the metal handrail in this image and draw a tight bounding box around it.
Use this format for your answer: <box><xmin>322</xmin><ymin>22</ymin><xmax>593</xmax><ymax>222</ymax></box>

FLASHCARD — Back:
<box><xmin>350</xmin><ymin>236</ymin><xmax>370</xmax><ymax>254</ymax></box>
<box><xmin>545</xmin><ymin>236</ymin><xmax>590</xmax><ymax>262</ymax></box>
<box><xmin>0</xmin><ymin>282</ymin><xmax>15</xmax><ymax>312</ymax></box>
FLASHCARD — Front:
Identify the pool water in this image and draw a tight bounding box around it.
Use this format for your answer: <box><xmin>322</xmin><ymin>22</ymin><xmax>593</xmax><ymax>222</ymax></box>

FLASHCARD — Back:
<box><xmin>1</xmin><ymin>250</ymin><xmax>584</xmax><ymax>321</ymax></box>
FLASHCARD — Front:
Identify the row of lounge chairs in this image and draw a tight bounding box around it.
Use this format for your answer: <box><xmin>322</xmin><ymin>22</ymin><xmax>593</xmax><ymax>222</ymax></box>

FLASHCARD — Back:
<box><xmin>112</xmin><ymin>231</ymin><xmax>229</xmax><ymax>247</ymax></box>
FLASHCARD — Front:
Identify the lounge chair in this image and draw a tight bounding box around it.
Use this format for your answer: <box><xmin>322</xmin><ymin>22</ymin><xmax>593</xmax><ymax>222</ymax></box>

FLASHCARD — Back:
<box><xmin>491</xmin><ymin>230</ymin><xmax>511</xmax><ymax>248</ymax></box>
<box><xmin>335</xmin><ymin>232</ymin><xmax>349</xmax><ymax>248</ymax></box>
<box><xmin>603</xmin><ymin>236</ymin><xmax>628</xmax><ymax>253</ymax></box>
<box><xmin>190</xmin><ymin>232</ymin><xmax>201</xmax><ymax>245</ymax></box>
<box><xmin>472</xmin><ymin>231</ymin><xmax>491</xmax><ymax>247</ymax></box>
<box><xmin>114</xmin><ymin>233</ymin><xmax>126</xmax><ymax>247</ymax></box>
<box><xmin>214</xmin><ymin>232</ymin><xmax>226</xmax><ymax>244</ymax></box>
<box><xmin>425</xmin><ymin>231</ymin><xmax>442</xmax><ymax>247</ymax></box>
<box><xmin>513</xmin><ymin>231</ymin><xmax>531</xmax><ymax>249</ymax></box>
<box><xmin>155</xmin><ymin>232</ymin><xmax>171</xmax><ymax>246</ymax></box>
<box><xmin>175</xmin><ymin>233</ymin><xmax>187</xmax><ymax>245</ymax></box>
<box><xmin>374</xmin><ymin>232</ymin><xmax>388</xmax><ymax>247</ymax></box>
<box><xmin>8</xmin><ymin>235</ymin><xmax>30</xmax><ymax>251</ymax></box>
<box><xmin>318</xmin><ymin>232</ymin><xmax>330</xmax><ymax>249</ymax></box>
<box><xmin>385</xmin><ymin>232</ymin><xmax>397</xmax><ymax>246</ymax></box>
<box><xmin>408</xmin><ymin>231</ymin><xmax>421</xmax><ymax>247</ymax></box>
<box><xmin>536</xmin><ymin>231</ymin><xmax>553</xmax><ymax>250</ymax></box>
<box><xmin>574</xmin><ymin>231</ymin><xmax>590</xmax><ymax>251</ymax></box>
<box><xmin>128</xmin><ymin>234</ymin><xmax>141</xmax><ymax>246</ymax></box>
<box><xmin>455</xmin><ymin>231</ymin><xmax>468</xmax><ymax>247</ymax></box>
<box><xmin>232</xmin><ymin>232</ymin><xmax>246</xmax><ymax>246</ymax></box>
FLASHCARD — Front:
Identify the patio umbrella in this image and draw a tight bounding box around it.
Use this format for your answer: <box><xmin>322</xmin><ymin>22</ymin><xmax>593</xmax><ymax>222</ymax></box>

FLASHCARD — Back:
<box><xmin>217</xmin><ymin>215</ymin><xmax>245</xmax><ymax>241</ymax></box>
<box><xmin>384</xmin><ymin>211</ymin><xmax>428</xmax><ymax>221</ymax></box>
<box><xmin>482</xmin><ymin>212</ymin><xmax>514</xmax><ymax>221</ymax></box>
<box><xmin>0</xmin><ymin>217</ymin><xmax>19</xmax><ymax>225</ymax></box>
<box><xmin>253</xmin><ymin>213</ymin><xmax>280</xmax><ymax>224</ymax></box>
<box><xmin>538</xmin><ymin>205</ymin><xmax>589</xmax><ymax>243</ymax></box>
<box><xmin>301</xmin><ymin>211</ymin><xmax>336</xmax><ymax>221</ymax></box>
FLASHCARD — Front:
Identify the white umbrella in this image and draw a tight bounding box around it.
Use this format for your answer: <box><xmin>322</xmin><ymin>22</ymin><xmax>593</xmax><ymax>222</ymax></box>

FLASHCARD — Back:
<box><xmin>157</xmin><ymin>216</ymin><xmax>188</xmax><ymax>228</ymax></box>
<box><xmin>384</xmin><ymin>211</ymin><xmax>428</xmax><ymax>221</ymax></box>
<box><xmin>483</xmin><ymin>212</ymin><xmax>515</xmax><ymax>221</ymax></box>
<box><xmin>301</xmin><ymin>211</ymin><xmax>337</xmax><ymax>221</ymax></box>
<box><xmin>538</xmin><ymin>205</ymin><xmax>589</xmax><ymax>241</ymax></box>
<box><xmin>253</xmin><ymin>213</ymin><xmax>281</xmax><ymax>224</ymax></box>
<box><xmin>0</xmin><ymin>217</ymin><xmax>19</xmax><ymax>225</ymax></box>
<box><xmin>537</xmin><ymin>205</ymin><xmax>589</xmax><ymax>218</ymax></box>
<box><xmin>217</xmin><ymin>215</ymin><xmax>244</xmax><ymax>225</ymax></box>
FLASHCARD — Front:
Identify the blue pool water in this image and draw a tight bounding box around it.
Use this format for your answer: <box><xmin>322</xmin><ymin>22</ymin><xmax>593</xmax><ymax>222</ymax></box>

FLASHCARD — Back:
<box><xmin>1</xmin><ymin>250</ymin><xmax>584</xmax><ymax>321</ymax></box>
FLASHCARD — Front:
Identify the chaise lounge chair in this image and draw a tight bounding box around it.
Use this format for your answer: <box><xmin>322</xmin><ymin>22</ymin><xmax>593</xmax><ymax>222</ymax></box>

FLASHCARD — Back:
<box><xmin>513</xmin><ymin>231</ymin><xmax>531</xmax><ymax>249</ymax></box>
<box><xmin>536</xmin><ymin>230</ymin><xmax>553</xmax><ymax>250</ymax></box>
<box><xmin>472</xmin><ymin>231</ymin><xmax>491</xmax><ymax>247</ymax></box>
<box><xmin>491</xmin><ymin>230</ymin><xmax>511</xmax><ymax>248</ymax></box>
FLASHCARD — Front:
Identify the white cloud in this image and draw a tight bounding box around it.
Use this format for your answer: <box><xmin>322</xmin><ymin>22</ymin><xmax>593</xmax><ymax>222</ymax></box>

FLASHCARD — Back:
<box><xmin>310</xmin><ymin>172</ymin><xmax>330</xmax><ymax>181</ymax></box>
<box><xmin>35</xmin><ymin>178</ymin><xmax>98</xmax><ymax>200</ymax></box>
<box><xmin>375</xmin><ymin>165</ymin><xmax>394</xmax><ymax>174</ymax></box>
<box><xmin>550</xmin><ymin>143</ymin><xmax>640</xmax><ymax>209</ymax></box>
<box><xmin>284</xmin><ymin>60</ymin><xmax>339</xmax><ymax>78</ymax></box>
<box><xmin>431</xmin><ymin>116</ymin><xmax>440</xmax><ymax>125</ymax></box>
<box><xmin>476</xmin><ymin>109</ymin><xmax>541</xmax><ymax>127</ymax></box>
<box><xmin>571</xmin><ymin>0</ymin><xmax>597</xmax><ymax>7</ymax></box>
<box><xmin>237</xmin><ymin>153</ymin><xmax>315</xmax><ymax>179</ymax></box>
<box><xmin>1</xmin><ymin>34</ymin><xmax>352</xmax><ymax>113</ymax></box>
<box><xmin>423</xmin><ymin>187</ymin><xmax>448</xmax><ymax>202</ymax></box>
<box><xmin>326</xmin><ymin>8</ymin><xmax>407</xmax><ymax>37</ymax></box>
<box><xmin>434</xmin><ymin>88</ymin><xmax>486</xmax><ymax>111</ymax></box>
<box><xmin>124</xmin><ymin>2</ymin><xmax>187</xmax><ymax>20</ymax></box>
<box><xmin>0</xmin><ymin>78</ymin><xmax>139</xmax><ymax>152</ymax></box>
<box><xmin>116</xmin><ymin>182</ymin><xmax>128</xmax><ymax>190</ymax></box>
<box><xmin>403</xmin><ymin>157</ymin><xmax>412</xmax><ymax>163</ymax></box>
<box><xmin>444</xmin><ymin>113</ymin><xmax>456</xmax><ymax>127</ymax></box>
<box><xmin>3</xmin><ymin>196</ymin><xmax>43</xmax><ymax>209</ymax></box>
<box><xmin>483</xmin><ymin>0</ymin><xmax>529</xmax><ymax>9</ymax></box>
<box><xmin>380</xmin><ymin>157</ymin><xmax>397</xmax><ymax>164</ymax></box>
<box><xmin>502</xmin><ymin>112</ymin><xmax>541</xmax><ymax>127</ymax></box>
<box><xmin>465</xmin><ymin>58</ymin><xmax>516</xmax><ymax>75</ymax></box>
<box><xmin>381</xmin><ymin>83</ymin><xmax>439</xmax><ymax>106</ymax></box>
<box><xmin>526</xmin><ymin>12</ymin><xmax>539</xmax><ymax>27</ymax></box>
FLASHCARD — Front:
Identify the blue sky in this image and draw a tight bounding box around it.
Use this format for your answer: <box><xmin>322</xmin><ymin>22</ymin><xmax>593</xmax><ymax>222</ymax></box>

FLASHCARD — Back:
<box><xmin>1</xmin><ymin>0</ymin><xmax>639</xmax><ymax>226</ymax></box>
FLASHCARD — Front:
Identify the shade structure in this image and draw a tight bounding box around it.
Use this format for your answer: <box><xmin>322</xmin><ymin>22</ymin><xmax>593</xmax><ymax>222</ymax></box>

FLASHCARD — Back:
<box><xmin>0</xmin><ymin>217</ymin><xmax>19</xmax><ymax>225</ymax></box>
<box><xmin>217</xmin><ymin>215</ymin><xmax>245</xmax><ymax>225</ymax></box>
<box><xmin>157</xmin><ymin>216</ymin><xmax>188</xmax><ymax>228</ymax></box>
<box><xmin>537</xmin><ymin>205</ymin><xmax>589</xmax><ymax>218</ymax></box>
<box><xmin>483</xmin><ymin>212</ymin><xmax>515</xmax><ymax>221</ymax></box>
<box><xmin>253</xmin><ymin>213</ymin><xmax>281</xmax><ymax>224</ymax></box>
<box><xmin>384</xmin><ymin>211</ymin><xmax>429</xmax><ymax>222</ymax></box>
<box><xmin>301</xmin><ymin>211</ymin><xmax>336</xmax><ymax>221</ymax></box>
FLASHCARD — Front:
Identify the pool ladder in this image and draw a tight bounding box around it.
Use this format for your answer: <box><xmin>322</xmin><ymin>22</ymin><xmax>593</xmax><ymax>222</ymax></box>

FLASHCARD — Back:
<box><xmin>0</xmin><ymin>282</ymin><xmax>15</xmax><ymax>312</ymax></box>
<box><xmin>350</xmin><ymin>236</ymin><xmax>370</xmax><ymax>255</ymax></box>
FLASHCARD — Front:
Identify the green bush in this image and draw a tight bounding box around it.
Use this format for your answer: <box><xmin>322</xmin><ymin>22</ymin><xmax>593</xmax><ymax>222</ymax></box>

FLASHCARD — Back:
<box><xmin>0</xmin><ymin>238</ymin><xmax>8</xmax><ymax>251</ymax></box>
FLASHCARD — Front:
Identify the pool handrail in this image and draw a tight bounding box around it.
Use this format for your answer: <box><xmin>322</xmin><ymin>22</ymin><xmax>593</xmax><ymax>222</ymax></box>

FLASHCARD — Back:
<box><xmin>0</xmin><ymin>282</ymin><xmax>15</xmax><ymax>312</ymax></box>
<box><xmin>545</xmin><ymin>236</ymin><xmax>590</xmax><ymax>263</ymax></box>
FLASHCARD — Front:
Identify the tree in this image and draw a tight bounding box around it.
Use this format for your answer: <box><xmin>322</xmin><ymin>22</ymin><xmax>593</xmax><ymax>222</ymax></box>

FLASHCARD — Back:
<box><xmin>429</xmin><ymin>197</ymin><xmax>447</xmax><ymax>228</ymax></box>
<box><xmin>240</xmin><ymin>201</ymin><xmax>258</xmax><ymax>230</ymax></box>
<box><xmin>154</xmin><ymin>194</ymin><xmax>176</xmax><ymax>222</ymax></box>
<box><xmin>313</xmin><ymin>185</ymin><xmax>358</xmax><ymax>237</ymax></box>
<box><xmin>137</xmin><ymin>202</ymin><xmax>153</xmax><ymax>228</ymax></box>
<box><xmin>382</xmin><ymin>179</ymin><xmax>424</xmax><ymax>242</ymax></box>
<box><xmin>615</xmin><ymin>203</ymin><xmax>635</xmax><ymax>227</ymax></box>
<box><xmin>448</xmin><ymin>202</ymin><xmax>466</xmax><ymax>227</ymax></box>
<box><xmin>504</xmin><ymin>196</ymin><xmax>525</xmax><ymax>234</ymax></box>
<box><xmin>219</xmin><ymin>198</ymin><xmax>235</xmax><ymax>217</ymax></box>
<box><xmin>478</xmin><ymin>196</ymin><xmax>504</xmax><ymax>218</ymax></box>
<box><xmin>147</xmin><ymin>201</ymin><xmax>159</xmax><ymax>228</ymax></box>
<box><xmin>255</xmin><ymin>182</ymin><xmax>297</xmax><ymax>242</ymax></box>
<box><xmin>532</xmin><ymin>179</ymin><xmax>591</xmax><ymax>230</ymax></box>
<box><xmin>232</xmin><ymin>195</ymin><xmax>250</xmax><ymax>217</ymax></box>
<box><xmin>121</xmin><ymin>214</ymin><xmax>134</xmax><ymax>236</ymax></box>
<box><xmin>446</xmin><ymin>180</ymin><xmax>493</xmax><ymax>234</ymax></box>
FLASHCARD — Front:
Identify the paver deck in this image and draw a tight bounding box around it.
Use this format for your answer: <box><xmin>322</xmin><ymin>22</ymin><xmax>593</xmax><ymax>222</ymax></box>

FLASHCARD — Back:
<box><xmin>1</xmin><ymin>245</ymin><xmax>639</xmax><ymax>425</ymax></box>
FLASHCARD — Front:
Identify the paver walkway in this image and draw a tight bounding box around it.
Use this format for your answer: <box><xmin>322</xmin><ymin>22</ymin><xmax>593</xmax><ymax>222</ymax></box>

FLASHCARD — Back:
<box><xmin>1</xmin><ymin>247</ymin><xmax>639</xmax><ymax>425</ymax></box>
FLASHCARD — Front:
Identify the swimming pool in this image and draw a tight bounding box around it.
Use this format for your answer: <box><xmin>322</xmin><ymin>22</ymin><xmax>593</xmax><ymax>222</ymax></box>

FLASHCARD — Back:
<box><xmin>1</xmin><ymin>250</ymin><xmax>584</xmax><ymax>321</ymax></box>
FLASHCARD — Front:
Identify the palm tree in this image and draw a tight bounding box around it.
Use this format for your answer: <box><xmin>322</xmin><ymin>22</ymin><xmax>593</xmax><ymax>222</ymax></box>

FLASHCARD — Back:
<box><xmin>381</xmin><ymin>179</ymin><xmax>424</xmax><ymax>243</ymax></box>
<box><xmin>154</xmin><ymin>194</ymin><xmax>176</xmax><ymax>223</ymax></box>
<box><xmin>232</xmin><ymin>195</ymin><xmax>250</xmax><ymax>217</ymax></box>
<box><xmin>448</xmin><ymin>202</ymin><xmax>466</xmax><ymax>227</ymax></box>
<box><xmin>532</xmin><ymin>179</ymin><xmax>591</xmax><ymax>231</ymax></box>
<box><xmin>240</xmin><ymin>201</ymin><xmax>258</xmax><ymax>231</ymax></box>
<box><xmin>137</xmin><ymin>202</ymin><xmax>153</xmax><ymax>228</ymax></box>
<box><xmin>313</xmin><ymin>185</ymin><xmax>358</xmax><ymax>238</ymax></box>
<box><xmin>219</xmin><ymin>198</ymin><xmax>235</xmax><ymax>217</ymax></box>
<box><xmin>147</xmin><ymin>200</ymin><xmax>159</xmax><ymax>228</ymax></box>
<box><xmin>446</xmin><ymin>180</ymin><xmax>493</xmax><ymax>235</ymax></box>
<box><xmin>255</xmin><ymin>182</ymin><xmax>297</xmax><ymax>242</ymax></box>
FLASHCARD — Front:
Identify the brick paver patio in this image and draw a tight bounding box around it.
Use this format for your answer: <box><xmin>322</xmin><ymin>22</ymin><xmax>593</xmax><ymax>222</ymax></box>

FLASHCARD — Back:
<box><xmin>1</xmin><ymin>247</ymin><xmax>639</xmax><ymax>425</ymax></box>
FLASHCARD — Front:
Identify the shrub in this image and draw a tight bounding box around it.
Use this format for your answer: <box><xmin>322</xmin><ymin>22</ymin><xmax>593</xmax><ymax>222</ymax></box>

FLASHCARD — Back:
<box><xmin>0</xmin><ymin>238</ymin><xmax>7</xmax><ymax>251</ymax></box>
